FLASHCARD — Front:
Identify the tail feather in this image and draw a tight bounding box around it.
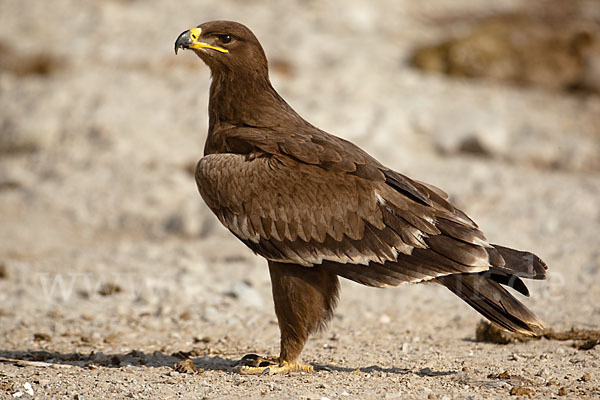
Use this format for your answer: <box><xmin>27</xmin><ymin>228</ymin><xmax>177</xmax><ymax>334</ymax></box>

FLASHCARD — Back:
<box><xmin>437</xmin><ymin>272</ymin><xmax>545</xmax><ymax>335</ymax></box>
<box><xmin>490</xmin><ymin>245</ymin><xmax>548</xmax><ymax>280</ymax></box>
<box><xmin>437</xmin><ymin>244</ymin><xmax>548</xmax><ymax>335</ymax></box>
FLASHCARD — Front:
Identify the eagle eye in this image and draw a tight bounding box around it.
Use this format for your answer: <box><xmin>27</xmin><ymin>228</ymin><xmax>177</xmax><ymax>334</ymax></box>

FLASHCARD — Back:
<box><xmin>218</xmin><ymin>34</ymin><xmax>232</xmax><ymax>44</ymax></box>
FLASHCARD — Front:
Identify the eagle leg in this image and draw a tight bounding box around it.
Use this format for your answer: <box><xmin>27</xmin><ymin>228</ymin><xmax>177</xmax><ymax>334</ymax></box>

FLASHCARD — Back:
<box><xmin>236</xmin><ymin>261</ymin><xmax>340</xmax><ymax>375</ymax></box>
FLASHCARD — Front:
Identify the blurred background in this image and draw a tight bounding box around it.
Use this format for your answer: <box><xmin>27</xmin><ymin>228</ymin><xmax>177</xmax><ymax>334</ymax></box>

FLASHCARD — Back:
<box><xmin>0</xmin><ymin>0</ymin><xmax>599</xmax><ymax>388</ymax></box>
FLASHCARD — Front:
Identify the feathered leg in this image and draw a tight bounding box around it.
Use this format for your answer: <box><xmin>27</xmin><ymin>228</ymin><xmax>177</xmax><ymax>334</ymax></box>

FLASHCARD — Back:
<box><xmin>237</xmin><ymin>261</ymin><xmax>340</xmax><ymax>374</ymax></box>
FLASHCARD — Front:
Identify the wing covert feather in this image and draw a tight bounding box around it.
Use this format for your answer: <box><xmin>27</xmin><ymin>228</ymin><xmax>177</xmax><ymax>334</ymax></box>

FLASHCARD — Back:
<box><xmin>196</xmin><ymin>152</ymin><xmax>495</xmax><ymax>283</ymax></box>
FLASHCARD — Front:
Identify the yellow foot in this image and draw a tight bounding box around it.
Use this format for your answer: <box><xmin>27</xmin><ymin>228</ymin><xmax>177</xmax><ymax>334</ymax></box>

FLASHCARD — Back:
<box><xmin>234</xmin><ymin>354</ymin><xmax>313</xmax><ymax>375</ymax></box>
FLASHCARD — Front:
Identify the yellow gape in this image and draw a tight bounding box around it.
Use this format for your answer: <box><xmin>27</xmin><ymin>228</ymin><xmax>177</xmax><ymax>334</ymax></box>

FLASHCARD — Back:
<box><xmin>188</xmin><ymin>27</ymin><xmax>229</xmax><ymax>53</ymax></box>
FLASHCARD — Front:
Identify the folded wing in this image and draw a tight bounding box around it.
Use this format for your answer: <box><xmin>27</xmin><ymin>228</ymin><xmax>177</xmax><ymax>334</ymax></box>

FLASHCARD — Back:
<box><xmin>196</xmin><ymin>151</ymin><xmax>498</xmax><ymax>285</ymax></box>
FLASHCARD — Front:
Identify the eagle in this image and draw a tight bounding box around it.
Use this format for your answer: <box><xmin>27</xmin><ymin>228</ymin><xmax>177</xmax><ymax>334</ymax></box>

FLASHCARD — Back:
<box><xmin>174</xmin><ymin>21</ymin><xmax>547</xmax><ymax>375</ymax></box>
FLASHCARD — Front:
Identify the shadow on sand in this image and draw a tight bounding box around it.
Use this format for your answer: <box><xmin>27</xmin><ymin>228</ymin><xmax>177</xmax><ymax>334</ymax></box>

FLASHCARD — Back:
<box><xmin>0</xmin><ymin>349</ymin><xmax>458</xmax><ymax>377</ymax></box>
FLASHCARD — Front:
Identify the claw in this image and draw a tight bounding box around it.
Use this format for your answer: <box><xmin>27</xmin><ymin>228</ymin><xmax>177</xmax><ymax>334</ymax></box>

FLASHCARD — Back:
<box><xmin>235</xmin><ymin>358</ymin><xmax>314</xmax><ymax>375</ymax></box>
<box><xmin>238</xmin><ymin>353</ymin><xmax>276</xmax><ymax>368</ymax></box>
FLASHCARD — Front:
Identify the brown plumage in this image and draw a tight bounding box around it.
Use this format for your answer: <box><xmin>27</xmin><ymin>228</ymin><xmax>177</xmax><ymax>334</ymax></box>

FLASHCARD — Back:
<box><xmin>174</xmin><ymin>21</ymin><xmax>548</xmax><ymax>374</ymax></box>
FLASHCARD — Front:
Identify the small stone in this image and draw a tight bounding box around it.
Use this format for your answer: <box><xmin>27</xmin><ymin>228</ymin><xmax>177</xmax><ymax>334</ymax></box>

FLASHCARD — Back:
<box><xmin>510</xmin><ymin>386</ymin><xmax>533</xmax><ymax>396</ymax></box>
<box><xmin>580</xmin><ymin>373</ymin><xmax>591</xmax><ymax>382</ymax></box>
<box><xmin>103</xmin><ymin>335</ymin><xmax>118</xmax><ymax>344</ymax></box>
<box><xmin>401</xmin><ymin>343</ymin><xmax>410</xmax><ymax>353</ymax></box>
<box><xmin>23</xmin><ymin>383</ymin><xmax>33</xmax><ymax>396</ymax></box>
<box><xmin>98</xmin><ymin>283</ymin><xmax>122</xmax><ymax>296</ymax></box>
<box><xmin>33</xmin><ymin>333</ymin><xmax>52</xmax><ymax>342</ymax></box>
<box><xmin>558</xmin><ymin>387</ymin><xmax>568</xmax><ymax>396</ymax></box>
<box><xmin>179</xmin><ymin>311</ymin><xmax>191</xmax><ymax>320</ymax></box>
<box><xmin>499</xmin><ymin>371</ymin><xmax>511</xmax><ymax>380</ymax></box>
<box><xmin>510</xmin><ymin>353</ymin><xmax>523</xmax><ymax>361</ymax></box>
<box><xmin>173</xmin><ymin>359</ymin><xmax>197</xmax><ymax>374</ymax></box>
<box><xmin>193</xmin><ymin>336</ymin><xmax>211</xmax><ymax>344</ymax></box>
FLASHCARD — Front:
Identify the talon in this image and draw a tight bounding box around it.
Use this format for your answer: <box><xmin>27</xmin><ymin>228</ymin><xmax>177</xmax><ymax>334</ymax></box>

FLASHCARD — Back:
<box><xmin>233</xmin><ymin>355</ymin><xmax>314</xmax><ymax>375</ymax></box>
<box><xmin>240</xmin><ymin>353</ymin><xmax>260</xmax><ymax>361</ymax></box>
<box><xmin>237</xmin><ymin>353</ymin><xmax>276</xmax><ymax>368</ymax></box>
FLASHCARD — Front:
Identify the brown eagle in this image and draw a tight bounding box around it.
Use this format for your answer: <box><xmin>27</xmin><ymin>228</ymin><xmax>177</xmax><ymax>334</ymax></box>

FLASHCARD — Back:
<box><xmin>174</xmin><ymin>21</ymin><xmax>547</xmax><ymax>375</ymax></box>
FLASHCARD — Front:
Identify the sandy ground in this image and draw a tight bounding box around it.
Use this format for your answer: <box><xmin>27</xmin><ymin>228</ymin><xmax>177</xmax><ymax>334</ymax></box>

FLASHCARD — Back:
<box><xmin>1</xmin><ymin>0</ymin><xmax>599</xmax><ymax>398</ymax></box>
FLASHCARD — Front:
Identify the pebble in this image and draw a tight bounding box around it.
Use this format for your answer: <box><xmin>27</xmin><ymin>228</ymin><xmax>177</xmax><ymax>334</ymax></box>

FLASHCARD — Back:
<box><xmin>33</xmin><ymin>333</ymin><xmax>52</xmax><ymax>342</ymax></box>
<box><xmin>23</xmin><ymin>383</ymin><xmax>33</xmax><ymax>396</ymax></box>
<box><xmin>509</xmin><ymin>353</ymin><xmax>523</xmax><ymax>361</ymax></box>
<box><xmin>580</xmin><ymin>373</ymin><xmax>591</xmax><ymax>382</ymax></box>
<box><xmin>558</xmin><ymin>387</ymin><xmax>568</xmax><ymax>396</ymax></box>
<box><xmin>510</xmin><ymin>386</ymin><xmax>533</xmax><ymax>396</ymax></box>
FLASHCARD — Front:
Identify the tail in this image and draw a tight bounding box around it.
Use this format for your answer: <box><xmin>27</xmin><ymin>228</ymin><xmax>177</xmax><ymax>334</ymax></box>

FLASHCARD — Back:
<box><xmin>437</xmin><ymin>245</ymin><xmax>548</xmax><ymax>335</ymax></box>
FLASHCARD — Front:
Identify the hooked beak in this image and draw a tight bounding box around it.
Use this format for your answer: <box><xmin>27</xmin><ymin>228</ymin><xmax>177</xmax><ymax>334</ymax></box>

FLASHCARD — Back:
<box><xmin>174</xmin><ymin>27</ymin><xmax>229</xmax><ymax>55</ymax></box>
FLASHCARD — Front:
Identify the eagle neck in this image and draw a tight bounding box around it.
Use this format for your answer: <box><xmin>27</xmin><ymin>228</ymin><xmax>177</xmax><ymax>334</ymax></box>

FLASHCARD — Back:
<box><xmin>207</xmin><ymin>69</ymin><xmax>301</xmax><ymax>132</ymax></box>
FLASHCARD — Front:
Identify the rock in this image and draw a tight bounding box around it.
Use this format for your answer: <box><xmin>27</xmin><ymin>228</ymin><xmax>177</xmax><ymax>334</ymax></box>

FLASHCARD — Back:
<box><xmin>410</xmin><ymin>9</ymin><xmax>600</xmax><ymax>94</ymax></box>
<box><xmin>33</xmin><ymin>333</ymin><xmax>52</xmax><ymax>342</ymax></box>
<box><xmin>173</xmin><ymin>359</ymin><xmax>198</xmax><ymax>374</ymax></box>
<box><xmin>98</xmin><ymin>283</ymin><xmax>122</xmax><ymax>296</ymax></box>
<box><xmin>509</xmin><ymin>386</ymin><xmax>533</xmax><ymax>396</ymax></box>
<box><xmin>379</xmin><ymin>314</ymin><xmax>391</xmax><ymax>324</ymax></box>
<box><xmin>475</xmin><ymin>321</ymin><xmax>537</xmax><ymax>344</ymax></box>
<box><xmin>558</xmin><ymin>387</ymin><xmax>568</xmax><ymax>396</ymax></box>
<box><xmin>580</xmin><ymin>373</ymin><xmax>591</xmax><ymax>382</ymax></box>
